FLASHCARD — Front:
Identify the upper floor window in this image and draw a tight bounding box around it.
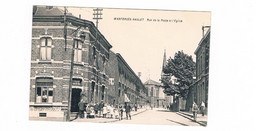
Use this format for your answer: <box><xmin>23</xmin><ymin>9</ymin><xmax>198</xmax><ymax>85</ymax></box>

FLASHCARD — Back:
<box><xmin>93</xmin><ymin>46</ymin><xmax>96</xmax><ymax>59</ymax></box>
<box><xmin>40</xmin><ymin>37</ymin><xmax>52</xmax><ymax>61</ymax></box>
<box><xmin>74</xmin><ymin>39</ymin><xmax>82</xmax><ymax>62</ymax></box>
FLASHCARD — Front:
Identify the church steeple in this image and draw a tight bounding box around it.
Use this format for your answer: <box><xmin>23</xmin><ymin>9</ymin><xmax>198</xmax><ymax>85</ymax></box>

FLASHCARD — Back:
<box><xmin>161</xmin><ymin>49</ymin><xmax>167</xmax><ymax>78</ymax></box>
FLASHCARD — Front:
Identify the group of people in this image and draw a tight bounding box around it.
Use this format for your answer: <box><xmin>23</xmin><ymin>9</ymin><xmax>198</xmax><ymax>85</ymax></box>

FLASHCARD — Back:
<box><xmin>78</xmin><ymin>99</ymin><xmax>136</xmax><ymax>120</ymax></box>
<box><xmin>191</xmin><ymin>101</ymin><xmax>206</xmax><ymax>121</ymax></box>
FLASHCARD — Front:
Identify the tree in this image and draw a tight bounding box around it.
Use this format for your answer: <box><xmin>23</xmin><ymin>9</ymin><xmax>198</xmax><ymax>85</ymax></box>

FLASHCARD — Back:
<box><xmin>161</xmin><ymin>51</ymin><xmax>195</xmax><ymax>99</ymax></box>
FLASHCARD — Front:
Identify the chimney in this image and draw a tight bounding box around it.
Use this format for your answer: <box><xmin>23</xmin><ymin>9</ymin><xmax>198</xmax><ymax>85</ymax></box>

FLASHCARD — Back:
<box><xmin>138</xmin><ymin>72</ymin><xmax>141</xmax><ymax>78</ymax></box>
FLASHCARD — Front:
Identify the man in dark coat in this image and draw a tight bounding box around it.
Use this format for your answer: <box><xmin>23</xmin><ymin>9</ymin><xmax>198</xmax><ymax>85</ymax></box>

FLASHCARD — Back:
<box><xmin>99</xmin><ymin>101</ymin><xmax>104</xmax><ymax>117</ymax></box>
<box><xmin>125</xmin><ymin>103</ymin><xmax>131</xmax><ymax>120</ymax></box>
<box><xmin>78</xmin><ymin>99</ymin><xmax>85</xmax><ymax>118</ymax></box>
<box><xmin>94</xmin><ymin>103</ymin><xmax>99</xmax><ymax>117</ymax></box>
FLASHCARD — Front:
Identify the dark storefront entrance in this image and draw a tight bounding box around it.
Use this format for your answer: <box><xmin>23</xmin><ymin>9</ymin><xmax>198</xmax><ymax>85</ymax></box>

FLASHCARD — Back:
<box><xmin>71</xmin><ymin>88</ymin><xmax>82</xmax><ymax>112</ymax></box>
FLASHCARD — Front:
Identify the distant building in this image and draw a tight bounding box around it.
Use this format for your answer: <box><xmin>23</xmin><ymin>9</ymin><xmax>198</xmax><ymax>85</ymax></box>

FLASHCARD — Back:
<box><xmin>106</xmin><ymin>52</ymin><xmax>148</xmax><ymax>106</ymax></box>
<box><xmin>144</xmin><ymin>79</ymin><xmax>172</xmax><ymax>108</ymax></box>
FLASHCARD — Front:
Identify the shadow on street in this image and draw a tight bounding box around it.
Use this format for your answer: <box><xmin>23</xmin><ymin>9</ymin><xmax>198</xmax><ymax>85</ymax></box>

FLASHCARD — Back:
<box><xmin>166</xmin><ymin>119</ymin><xmax>189</xmax><ymax>126</ymax></box>
<box><xmin>156</xmin><ymin>109</ymin><xmax>171</xmax><ymax>112</ymax></box>
<box><xmin>176</xmin><ymin>112</ymin><xmax>206</xmax><ymax>127</ymax></box>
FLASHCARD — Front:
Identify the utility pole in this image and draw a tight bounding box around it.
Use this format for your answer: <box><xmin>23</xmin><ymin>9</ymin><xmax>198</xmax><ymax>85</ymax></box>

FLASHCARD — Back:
<box><xmin>66</xmin><ymin>24</ymin><xmax>82</xmax><ymax>121</ymax></box>
<box><xmin>93</xmin><ymin>8</ymin><xmax>103</xmax><ymax>50</ymax></box>
<box><xmin>93</xmin><ymin>8</ymin><xmax>103</xmax><ymax>29</ymax></box>
<box><xmin>66</xmin><ymin>38</ymin><xmax>75</xmax><ymax>122</ymax></box>
<box><xmin>64</xmin><ymin>7</ymin><xmax>68</xmax><ymax>51</ymax></box>
<box><xmin>92</xmin><ymin>8</ymin><xmax>102</xmax><ymax>104</ymax></box>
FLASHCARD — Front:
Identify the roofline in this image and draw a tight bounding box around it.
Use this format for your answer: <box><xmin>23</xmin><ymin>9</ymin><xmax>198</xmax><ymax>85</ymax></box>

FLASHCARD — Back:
<box><xmin>116</xmin><ymin>53</ymin><xmax>144</xmax><ymax>86</ymax></box>
<box><xmin>33</xmin><ymin>15</ymin><xmax>112</xmax><ymax>49</ymax></box>
<box><xmin>194</xmin><ymin>28</ymin><xmax>210</xmax><ymax>54</ymax></box>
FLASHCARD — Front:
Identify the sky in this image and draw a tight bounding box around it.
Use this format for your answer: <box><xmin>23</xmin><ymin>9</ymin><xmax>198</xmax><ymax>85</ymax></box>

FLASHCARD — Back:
<box><xmin>62</xmin><ymin>6</ymin><xmax>211</xmax><ymax>83</ymax></box>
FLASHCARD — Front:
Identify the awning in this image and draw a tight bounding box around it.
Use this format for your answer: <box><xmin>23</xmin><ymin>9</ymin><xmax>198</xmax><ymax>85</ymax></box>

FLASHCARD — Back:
<box><xmin>124</xmin><ymin>94</ymin><xmax>130</xmax><ymax>102</ymax></box>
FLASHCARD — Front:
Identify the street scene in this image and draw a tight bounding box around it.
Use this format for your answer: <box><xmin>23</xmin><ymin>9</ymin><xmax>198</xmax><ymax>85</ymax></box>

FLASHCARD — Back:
<box><xmin>73</xmin><ymin>107</ymin><xmax>207</xmax><ymax>126</ymax></box>
<box><xmin>29</xmin><ymin>5</ymin><xmax>210</xmax><ymax>127</ymax></box>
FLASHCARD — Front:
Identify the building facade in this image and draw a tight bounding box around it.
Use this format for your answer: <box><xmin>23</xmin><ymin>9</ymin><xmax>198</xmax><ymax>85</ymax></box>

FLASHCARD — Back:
<box><xmin>30</xmin><ymin>6</ymin><xmax>112</xmax><ymax>120</ymax></box>
<box><xmin>144</xmin><ymin>79</ymin><xmax>171</xmax><ymax>108</ymax></box>
<box><xmin>106</xmin><ymin>52</ymin><xmax>148</xmax><ymax>107</ymax></box>
<box><xmin>186</xmin><ymin>27</ymin><xmax>210</xmax><ymax>111</ymax></box>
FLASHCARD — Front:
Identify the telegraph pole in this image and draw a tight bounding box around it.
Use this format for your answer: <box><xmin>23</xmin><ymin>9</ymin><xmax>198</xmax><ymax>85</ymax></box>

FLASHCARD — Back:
<box><xmin>64</xmin><ymin>7</ymin><xmax>68</xmax><ymax>51</ymax></box>
<box><xmin>66</xmin><ymin>23</ymin><xmax>82</xmax><ymax>121</ymax></box>
<box><xmin>92</xmin><ymin>8</ymin><xmax>102</xmax><ymax>104</ymax></box>
<box><xmin>93</xmin><ymin>8</ymin><xmax>103</xmax><ymax>29</ymax></box>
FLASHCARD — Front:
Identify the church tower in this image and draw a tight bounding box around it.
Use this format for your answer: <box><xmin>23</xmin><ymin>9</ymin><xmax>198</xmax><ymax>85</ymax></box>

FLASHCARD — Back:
<box><xmin>161</xmin><ymin>49</ymin><xmax>167</xmax><ymax>79</ymax></box>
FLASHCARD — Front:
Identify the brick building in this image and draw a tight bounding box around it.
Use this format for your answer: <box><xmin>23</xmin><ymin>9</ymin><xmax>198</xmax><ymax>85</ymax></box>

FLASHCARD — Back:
<box><xmin>186</xmin><ymin>27</ymin><xmax>210</xmax><ymax>111</ymax></box>
<box><xmin>30</xmin><ymin>6</ymin><xmax>112</xmax><ymax>120</ymax></box>
<box><xmin>106</xmin><ymin>52</ymin><xmax>148</xmax><ymax>107</ymax></box>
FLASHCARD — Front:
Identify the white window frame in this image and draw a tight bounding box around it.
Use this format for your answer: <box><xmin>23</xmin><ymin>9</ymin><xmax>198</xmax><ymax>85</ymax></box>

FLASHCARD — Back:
<box><xmin>35</xmin><ymin>78</ymin><xmax>53</xmax><ymax>103</ymax></box>
<box><xmin>74</xmin><ymin>39</ymin><xmax>82</xmax><ymax>63</ymax></box>
<box><xmin>40</xmin><ymin>37</ymin><xmax>52</xmax><ymax>61</ymax></box>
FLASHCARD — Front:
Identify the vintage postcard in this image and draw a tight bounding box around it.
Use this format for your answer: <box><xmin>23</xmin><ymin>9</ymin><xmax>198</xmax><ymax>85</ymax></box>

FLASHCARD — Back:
<box><xmin>29</xmin><ymin>5</ymin><xmax>210</xmax><ymax>126</ymax></box>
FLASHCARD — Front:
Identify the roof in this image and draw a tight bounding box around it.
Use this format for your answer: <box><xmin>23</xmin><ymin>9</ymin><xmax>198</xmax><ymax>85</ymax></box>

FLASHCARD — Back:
<box><xmin>144</xmin><ymin>79</ymin><xmax>162</xmax><ymax>86</ymax></box>
<box><xmin>194</xmin><ymin>28</ymin><xmax>210</xmax><ymax>54</ymax></box>
<box><xmin>32</xmin><ymin>6</ymin><xmax>112</xmax><ymax>49</ymax></box>
<box><xmin>33</xmin><ymin>6</ymin><xmax>72</xmax><ymax>16</ymax></box>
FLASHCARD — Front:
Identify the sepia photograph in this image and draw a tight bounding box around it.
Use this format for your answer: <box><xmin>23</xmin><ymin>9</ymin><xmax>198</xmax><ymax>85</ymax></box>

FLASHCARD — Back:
<box><xmin>29</xmin><ymin>5</ymin><xmax>210</xmax><ymax>126</ymax></box>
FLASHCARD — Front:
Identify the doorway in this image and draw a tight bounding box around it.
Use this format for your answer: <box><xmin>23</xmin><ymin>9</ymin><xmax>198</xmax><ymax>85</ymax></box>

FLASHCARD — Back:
<box><xmin>71</xmin><ymin>88</ymin><xmax>82</xmax><ymax>112</ymax></box>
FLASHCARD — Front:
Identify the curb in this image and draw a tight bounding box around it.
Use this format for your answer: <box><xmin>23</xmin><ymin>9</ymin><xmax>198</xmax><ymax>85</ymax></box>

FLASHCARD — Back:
<box><xmin>176</xmin><ymin>112</ymin><xmax>207</xmax><ymax>126</ymax></box>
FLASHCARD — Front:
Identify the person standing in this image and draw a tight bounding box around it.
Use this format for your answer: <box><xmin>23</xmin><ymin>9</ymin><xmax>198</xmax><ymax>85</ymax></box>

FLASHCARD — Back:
<box><xmin>192</xmin><ymin>102</ymin><xmax>199</xmax><ymax>121</ymax></box>
<box><xmin>94</xmin><ymin>103</ymin><xmax>99</xmax><ymax>117</ymax></box>
<box><xmin>200</xmin><ymin>101</ymin><xmax>206</xmax><ymax>116</ymax></box>
<box><xmin>119</xmin><ymin>105</ymin><xmax>123</xmax><ymax>120</ymax></box>
<box><xmin>125</xmin><ymin>103</ymin><xmax>131</xmax><ymax>120</ymax></box>
<box><xmin>134</xmin><ymin>104</ymin><xmax>138</xmax><ymax>112</ymax></box>
<box><xmin>99</xmin><ymin>101</ymin><xmax>104</xmax><ymax>117</ymax></box>
<box><xmin>78</xmin><ymin>99</ymin><xmax>85</xmax><ymax>119</ymax></box>
<box><xmin>85</xmin><ymin>103</ymin><xmax>90</xmax><ymax>119</ymax></box>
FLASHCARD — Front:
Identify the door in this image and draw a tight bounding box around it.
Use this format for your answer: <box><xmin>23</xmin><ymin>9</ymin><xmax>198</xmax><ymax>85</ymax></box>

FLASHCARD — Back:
<box><xmin>71</xmin><ymin>88</ymin><xmax>82</xmax><ymax>112</ymax></box>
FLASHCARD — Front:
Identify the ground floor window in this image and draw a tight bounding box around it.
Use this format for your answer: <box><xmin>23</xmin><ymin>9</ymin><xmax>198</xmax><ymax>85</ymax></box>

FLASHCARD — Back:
<box><xmin>36</xmin><ymin>77</ymin><xmax>53</xmax><ymax>103</ymax></box>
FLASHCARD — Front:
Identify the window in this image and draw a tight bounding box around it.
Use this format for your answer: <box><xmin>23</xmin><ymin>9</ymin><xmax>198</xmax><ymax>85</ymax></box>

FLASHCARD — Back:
<box><xmin>72</xmin><ymin>78</ymin><xmax>82</xmax><ymax>86</ymax></box>
<box><xmin>150</xmin><ymin>87</ymin><xmax>154</xmax><ymax>97</ymax></box>
<box><xmin>40</xmin><ymin>37</ymin><xmax>52</xmax><ymax>61</ymax></box>
<box><xmin>74</xmin><ymin>39</ymin><xmax>82</xmax><ymax>62</ymax></box>
<box><xmin>118</xmin><ymin>89</ymin><xmax>121</xmax><ymax>97</ymax></box>
<box><xmin>36</xmin><ymin>78</ymin><xmax>53</xmax><ymax>103</ymax></box>
<box><xmin>109</xmin><ymin>78</ymin><xmax>114</xmax><ymax>85</ymax></box>
<box><xmin>93</xmin><ymin>46</ymin><xmax>96</xmax><ymax>59</ymax></box>
<box><xmin>90</xmin><ymin>82</ymin><xmax>95</xmax><ymax>102</ymax></box>
<box><xmin>101</xmin><ymin>86</ymin><xmax>105</xmax><ymax>100</ymax></box>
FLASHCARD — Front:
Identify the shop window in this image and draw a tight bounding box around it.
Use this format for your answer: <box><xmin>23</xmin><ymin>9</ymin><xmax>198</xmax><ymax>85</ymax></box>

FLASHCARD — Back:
<box><xmin>74</xmin><ymin>39</ymin><xmax>82</xmax><ymax>62</ymax></box>
<box><xmin>40</xmin><ymin>37</ymin><xmax>52</xmax><ymax>61</ymax></box>
<box><xmin>36</xmin><ymin>78</ymin><xmax>53</xmax><ymax>103</ymax></box>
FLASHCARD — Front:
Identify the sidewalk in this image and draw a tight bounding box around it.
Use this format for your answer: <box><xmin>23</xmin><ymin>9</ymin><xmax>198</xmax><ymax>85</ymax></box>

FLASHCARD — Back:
<box><xmin>72</xmin><ymin>108</ymin><xmax>148</xmax><ymax>123</ymax></box>
<box><xmin>176</xmin><ymin>111</ymin><xmax>207</xmax><ymax>126</ymax></box>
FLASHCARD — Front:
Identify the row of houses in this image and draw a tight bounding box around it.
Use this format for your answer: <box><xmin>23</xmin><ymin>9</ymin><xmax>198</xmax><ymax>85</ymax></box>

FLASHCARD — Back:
<box><xmin>29</xmin><ymin>6</ymin><xmax>148</xmax><ymax>121</ymax></box>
